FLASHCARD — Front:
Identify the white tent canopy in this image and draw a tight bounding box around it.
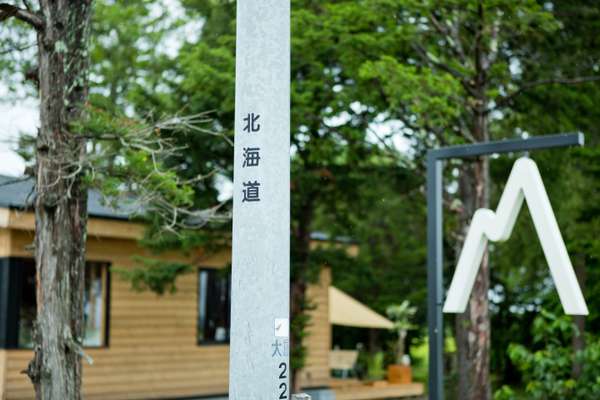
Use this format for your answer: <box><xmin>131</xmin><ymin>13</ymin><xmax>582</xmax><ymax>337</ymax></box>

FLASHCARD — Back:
<box><xmin>329</xmin><ymin>286</ymin><xmax>394</xmax><ymax>329</ymax></box>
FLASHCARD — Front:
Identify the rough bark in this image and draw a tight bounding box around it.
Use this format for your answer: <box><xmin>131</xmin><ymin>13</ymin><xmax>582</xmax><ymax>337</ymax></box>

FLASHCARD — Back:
<box><xmin>456</xmin><ymin>158</ymin><xmax>491</xmax><ymax>400</ymax></box>
<box><xmin>25</xmin><ymin>2</ymin><xmax>93</xmax><ymax>399</ymax></box>
<box><xmin>571</xmin><ymin>257</ymin><xmax>586</xmax><ymax>378</ymax></box>
<box><xmin>456</xmin><ymin>10</ymin><xmax>492</xmax><ymax>394</ymax></box>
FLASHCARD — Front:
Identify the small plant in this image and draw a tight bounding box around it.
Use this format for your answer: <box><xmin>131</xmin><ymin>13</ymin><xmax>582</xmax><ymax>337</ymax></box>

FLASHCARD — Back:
<box><xmin>366</xmin><ymin>351</ymin><xmax>386</xmax><ymax>380</ymax></box>
<box><xmin>387</xmin><ymin>300</ymin><xmax>417</xmax><ymax>365</ymax></box>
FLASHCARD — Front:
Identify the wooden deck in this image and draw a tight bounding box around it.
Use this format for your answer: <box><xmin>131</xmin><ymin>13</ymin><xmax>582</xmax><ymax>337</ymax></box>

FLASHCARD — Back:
<box><xmin>331</xmin><ymin>379</ymin><xmax>425</xmax><ymax>400</ymax></box>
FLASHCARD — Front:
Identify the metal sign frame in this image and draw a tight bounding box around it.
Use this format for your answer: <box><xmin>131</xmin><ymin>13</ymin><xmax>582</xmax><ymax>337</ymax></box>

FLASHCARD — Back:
<box><xmin>426</xmin><ymin>132</ymin><xmax>585</xmax><ymax>400</ymax></box>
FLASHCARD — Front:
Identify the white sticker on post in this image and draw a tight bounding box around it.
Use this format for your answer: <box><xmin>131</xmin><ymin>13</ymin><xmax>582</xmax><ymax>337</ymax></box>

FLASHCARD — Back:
<box><xmin>274</xmin><ymin>318</ymin><xmax>289</xmax><ymax>338</ymax></box>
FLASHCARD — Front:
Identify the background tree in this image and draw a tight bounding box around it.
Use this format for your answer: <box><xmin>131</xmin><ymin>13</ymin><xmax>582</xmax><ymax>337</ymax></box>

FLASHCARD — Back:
<box><xmin>338</xmin><ymin>1</ymin><xmax>599</xmax><ymax>397</ymax></box>
<box><xmin>85</xmin><ymin>2</ymin><xmax>600</xmax><ymax>398</ymax></box>
<box><xmin>488</xmin><ymin>1</ymin><xmax>600</xmax><ymax>390</ymax></box>
<box><xmin>1</xmin><ymin>2</ymin><xmax>93</xmax><ymax>398</ymax></box>
<box><xmin>105</xmin><ymin>1</ymin><xmax>600</xmax><ymax>397</ymax></box>
<box><xmin>0</xmin><ymin>2</ymin><xmax>226</xmax><ymax>398</ymax></box>
<box><xmin>140</xmin><ymin>0</ymin><xmax>417</xmax><ymax>390</ymax></box>
<box><xmin>11</xmin><ymin>0</ymin><xmax>594</xmax><ymax>398</ymax></box>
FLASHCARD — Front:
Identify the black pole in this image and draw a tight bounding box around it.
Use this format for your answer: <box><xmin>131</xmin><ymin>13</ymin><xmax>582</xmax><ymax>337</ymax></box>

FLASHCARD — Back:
<box><xmin>425</xmin><ymin>132</ymin><xmax>584</xmax><ymax>400</ymax></box>
<box><xmin>427</xmin><ymin>155</ymin><xmax>444</xmax><ymax>400</ymax></box>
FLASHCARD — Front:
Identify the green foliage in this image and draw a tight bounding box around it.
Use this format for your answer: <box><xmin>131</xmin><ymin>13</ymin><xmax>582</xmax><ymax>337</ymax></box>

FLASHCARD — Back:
<box><xmin>360</xmin><ymin>58</ymin><xmax>463</xmax><ymax>128</ymax></box>
<box><xmin>387</xmin><ymin>300</ymin><xmax>417</xmax><ymax>364</ymax></box>
<box><xmin>493</xmin><ymin>385</ymin><xmax>517</xmax><ymax>400</ymax></box>
<box><xmin>76</xmin><ymin>0</ymin><xmax>235</xmax><ymax>293</ymax></box>
<box><xmin>387</xmin><ymin>300</ymin><xmax>417</xmax><ymax>333</ymax></box>
<box><xmin>496</xmin><ymin>310</ymin><xmax>600</xmax><ymax>400</ymax></box>
<box><xmin>29</xmin><ymin>0</ymin><xmax>598</xmax><ymax>393</ymax></box>
<box><xmin>334</xmin><ymin>1</ymin><xmax>600</xmax><ymax>395</ymax></box>
<box><xmin>114</xmin><ymin>257</ymin><xmax>192</xmax><ymax>295</ymax></box>
<box><xmin>409</xmin><ymin>339</ymin><xmax>429</xmax><ymax>383</ymax></box>
<box><xmin>327</xmin><ymin>168</ymin><xmax>427</xmax><ymax>337</ymax></box>
<box><xmin>91</xmin><ymin>0</ymin><xmax>182</xmax><ymax>110</ymax></box>
<box><xmin>71</xmin><ymin>101</ymin><xmax>227</xmax><ymax>234</ymax></box>
<box><xmin>486</xmin><ymin>2</ymin><xmax>600</xmax><ymax>384</ymax></box>
<box><xmin>290</xmin><ymin>298</ymin><xmax>315</xmax><ymax>371</ymax></box>
<box><xmin>366</xmin><ymin>351</ymin><xmax>386</xmax><ymax>381</ymax></box>
<box><xmin>0</xmin><ymin>20</ymin><xmax>37</xmax><ymax>97</ymax></box>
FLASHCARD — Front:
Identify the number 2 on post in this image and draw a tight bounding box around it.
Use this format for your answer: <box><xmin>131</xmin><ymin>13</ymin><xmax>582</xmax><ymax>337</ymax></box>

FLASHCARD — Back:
<box><xmin>278</xmin><ymin>362</ymin><xmax>288</xmax><ymax>399</ymax></box>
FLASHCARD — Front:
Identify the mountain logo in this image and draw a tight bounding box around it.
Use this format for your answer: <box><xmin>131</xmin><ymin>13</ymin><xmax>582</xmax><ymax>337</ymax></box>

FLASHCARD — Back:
<box><xmin>443</xmin><ymin>157</ymin><xmax>588</xmax><ymax>315</ymax></box>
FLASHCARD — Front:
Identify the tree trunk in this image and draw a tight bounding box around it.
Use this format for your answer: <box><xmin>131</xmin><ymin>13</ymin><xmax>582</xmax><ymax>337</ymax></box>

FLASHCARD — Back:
<box><xmin>26</xmin><ymin>2</ymin><xmax>93</xmax><ymax>399</ymax></box>
<box><xmin>456</xmin><ymin>158</ymin><xmax>491</xmax><ymax>400</ymax></box>
<box><xmin>572</xmin><ymin>256</ymin><xmax>586</xmax><ymax>378</ymax></box>
<box><xmin>456</xmin><ymin>35</ymin><xmax>492</xmax><ymax>395</ymax></box>
<box><xmin>368</xmin><ymin>328</ymin><xmax>379</xmax><ymax>353</ymax></box>
<box><xmin>455</xmin><ymin>3</ymin><xmax>492</xmax><ymax>397</ymax></box>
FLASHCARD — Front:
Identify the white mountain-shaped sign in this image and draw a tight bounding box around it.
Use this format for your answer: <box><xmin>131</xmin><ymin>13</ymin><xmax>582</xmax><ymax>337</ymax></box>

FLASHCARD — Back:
<box><xmin>443</xmin><ymin>157</ymin><xmax>588</xmax><ymax>315</ymax></box>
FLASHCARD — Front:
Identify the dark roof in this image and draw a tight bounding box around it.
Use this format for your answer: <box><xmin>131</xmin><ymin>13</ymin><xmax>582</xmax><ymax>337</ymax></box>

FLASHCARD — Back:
<box><xmin>0</xmin><ymin>176</ymin><xmax>356</xmax><ymax>243</ymax></box>
<box><xmin>0</xmin><ymin>175</ymin><xmax>131</xmax><ymax>220</ymax></box>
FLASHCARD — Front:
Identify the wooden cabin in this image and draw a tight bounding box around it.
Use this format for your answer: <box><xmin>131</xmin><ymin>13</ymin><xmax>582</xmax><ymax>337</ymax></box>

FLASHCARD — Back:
<box><xmin>0</xmin><ymin>177</ymin><xmax>423</xmax><ymax>400</ymax></box>
<box><xmin>0</xmin><ymin>176</ymin><xmax>335</xmax><ymax>400</ymax></box>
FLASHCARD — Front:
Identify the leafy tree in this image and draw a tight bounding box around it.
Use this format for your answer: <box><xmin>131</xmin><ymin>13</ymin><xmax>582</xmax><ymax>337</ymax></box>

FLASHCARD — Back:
<box><xmin>55</xmin><ymin>1</ymin><xmax>600</xmax><ymax>398</ymax></box>
<box><xmin>495</xmin><ymin>310</ymin><xmax>600</xmax><ymax>400</ymax></box>
<box><xmin>326</xmin><ymin>1</ymin><xmax>600</xmax><ymax>397</ymax></box>
<box><xmin>90</xmin><ymin>0</ymin><xmax>178</xmax><ymax>110</ymax></box>
<box><xmin>152</xmin><ymin>1</ymin><xmax>411</xmax><ymax>390</ymax></box>
<box><xmin>488</xmin><ymin>1</ymin><xmax>600</xmax><ymax>388</ymax></box>
<box><xmin>0</xmin><ymin>2</ymin><xmax>225</xmax><ymax>398</ymax></box>
<box><xmin>0</xmin><ymin>2</ymin><xmax>94</xmax><ymax>398</ymax></box>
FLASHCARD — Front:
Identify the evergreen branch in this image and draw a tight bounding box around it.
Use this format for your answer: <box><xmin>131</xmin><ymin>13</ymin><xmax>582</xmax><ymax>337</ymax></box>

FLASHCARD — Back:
<box><xmin>413</xmin><ymin>43</ymin><xmax>479</xmax><ymax>98</ymax></box>
<box><xmin>428</xmin><ymin>13</ymin><xmax>467</xmax><ymax>64</ymax></box>
<box><xmin>77</xmin><ymin>110</ymin><xmax>231</xmax><ymax>232</ymax></box>
<box><xmin>0</xmin><ymin>41</ymin><xmax>35</xmax><ymax>55</ymax></box>
<box><xmin>0</xmin><ymin>3</ymin><xmax>43</xmax><ymax>30</ymax></box>
<box><xmin>492</xmin><ymin>76</ymin><xmax>600</xmax><ymax>112</ymax></box>
<box><xmin>22</xmin><ymin>0</ymin><xmax>33</xmax><ymax>11</ymax></box>
<box><xmin>413</xmin><ymin>43</ymin><xmax>466</xmax><ymax>81</ymax></box>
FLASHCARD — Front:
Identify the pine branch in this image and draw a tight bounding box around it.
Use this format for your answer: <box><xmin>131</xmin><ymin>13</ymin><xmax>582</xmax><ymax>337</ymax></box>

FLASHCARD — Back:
<box><xmin>0</xmin><ymin>41</ymin><xmax>35</xmax><ymax>55</ymax></box>
<box><xmin>428</xmin><ymin>13</ymin><xmax>467</xmax><ymax>64</ymax></box>
<box><xmin>413</xmin><ymin>43</ymin><xmax>467</xmax><ymax>82</ymax></box>
<box><xmin>492</xmin><ymin>75</ymin><xmax>600</xmax><ymax>112</ymax></box>
<box><xmin>22</xmin><ymin>0</ymin><xmax>33</xmax><ymax>11</ymax></box>
<box><xmin>413</xmin><ymin>43</ymin><xmax>479</xmax><ymax>98</ymax></box>
<box><xmin>0</xmin><ymin>3</ymin><xmax>43</xmax><ymax>30</ymax></box>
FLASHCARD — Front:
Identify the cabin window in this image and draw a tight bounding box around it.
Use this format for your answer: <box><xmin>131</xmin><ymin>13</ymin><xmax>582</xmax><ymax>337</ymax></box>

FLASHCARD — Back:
<box><xmin>13</xmin><ymin>259</ymin><xmax>110</xmax><ymax>349</ymax></box>
<box><xmin>16</xmin><ymin>259</ymin><xmax>36</xmax><ymax>349</ymax></box>
<box><xmin>197</xmin><ymin>268</ymin><xmax>230</xmax><ymax>344</ymax></box>
<box><xmin>83</xmin><ymin>262</ymin><xmax>109</xmax><ymax>347</ymax></box>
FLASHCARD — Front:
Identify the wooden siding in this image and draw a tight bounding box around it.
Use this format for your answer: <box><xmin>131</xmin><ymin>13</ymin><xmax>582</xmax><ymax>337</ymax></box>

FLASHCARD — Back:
<box><xmin>3</xmin><ymin>209</ymin><xmax>145</xmax><ymax>240</ymax></box>
<box><xmin>300</xmin><ymin>268</ymin><xmax>332</xmax><ymax>388</ymax></box>
<box><xmin>0</xmin><ymin>230</ymin><xmax>10</xmax><ymax>258</ymax></box>
<box><xmin>1</xmin><ymin>227</ymin><xmax>332</xmax><ymax>399</ymax></box>
<box><xmin>334</xmin><ymin>382</ymin><xmax>424</xmax><ymax>400</ymax></box>
<box><xmin>0</xmin><ymin>350</ymin><xmax>6</xmax><ymax>400</ymax></box>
